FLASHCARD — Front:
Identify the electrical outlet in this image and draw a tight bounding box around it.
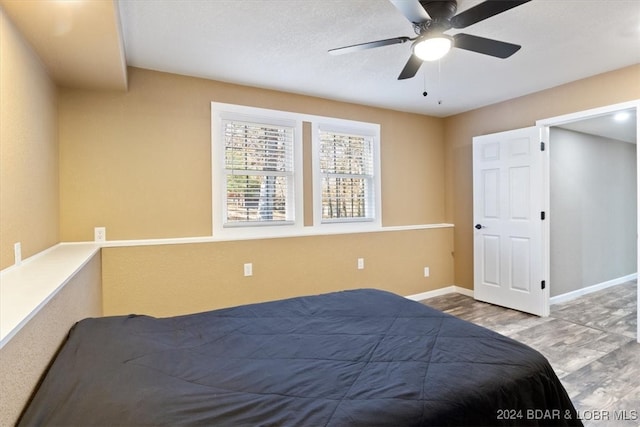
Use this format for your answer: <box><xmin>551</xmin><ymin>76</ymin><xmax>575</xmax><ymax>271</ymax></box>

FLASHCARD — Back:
<box><xmin>14</xmin><ymin>242</ymin><xmax>22</xmax><ymax>266</ymax></box>
<box><xmin>244</xmin><ymin>263</ymin><xmax>253</xmax><ymax>277</ymax></box>
<box><xmin>357</xmin><ymin>258</ymin><xmax>365</xmax><ymax>270</ymax></box>
<box><xmin>94</xmin><ymin>227</ymin><xmax>106</xmax><ymax>242</ymax></box>
<box><xmin>424</xmin><ymin>267</ymin><xmax>430</xmax><ymax>277</ymax></box>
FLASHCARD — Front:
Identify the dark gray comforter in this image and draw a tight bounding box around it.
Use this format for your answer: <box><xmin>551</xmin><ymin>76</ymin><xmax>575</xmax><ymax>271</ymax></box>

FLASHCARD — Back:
<box><xmin>19</xmin><ymin>289</ymin><xmax>581</xmax><ymax>426</ymax></box>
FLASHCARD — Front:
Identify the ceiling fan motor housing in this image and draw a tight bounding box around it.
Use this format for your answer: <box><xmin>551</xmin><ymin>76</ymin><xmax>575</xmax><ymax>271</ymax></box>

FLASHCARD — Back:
<box><xmin>420</xmin><ymin>0</ymin><xmax>458</xmax><ymax>20</ymax></box>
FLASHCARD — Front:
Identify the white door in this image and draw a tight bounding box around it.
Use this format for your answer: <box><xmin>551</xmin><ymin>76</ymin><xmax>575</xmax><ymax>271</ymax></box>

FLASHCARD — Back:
<box><xmin>473</xmin><ymin>127</ymin><xmax>548</xmax><ymax>316</ymax></box>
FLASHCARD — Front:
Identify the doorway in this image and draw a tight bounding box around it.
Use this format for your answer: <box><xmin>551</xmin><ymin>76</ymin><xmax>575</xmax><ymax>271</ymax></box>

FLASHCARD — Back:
<box><xmin>537</xmin><ymin>100</ymin><xmax>639</xmax><ymax>342</ymax></box>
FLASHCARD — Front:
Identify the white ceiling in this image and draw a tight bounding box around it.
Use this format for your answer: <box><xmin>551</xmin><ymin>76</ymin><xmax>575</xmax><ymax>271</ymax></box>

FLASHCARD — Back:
<box><xmin>118</xmin><ymin>0</ymin><xmax>640</xmax><ymax>118</ymax></box>
<box><xmin>557</xmin><ymin>109</ymin><xmax>637</xmax><ymax>144</ymax></box>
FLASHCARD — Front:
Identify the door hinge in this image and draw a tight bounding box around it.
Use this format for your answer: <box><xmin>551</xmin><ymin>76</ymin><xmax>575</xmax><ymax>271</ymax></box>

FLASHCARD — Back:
<box><xmin>541</xmin><ymin>211</ymin><xmax>546</xmax><ymax>220</ymax></box>
<box><xmin>540</xmin><ymin>141</ymin><xmax>546</xmax><ymax>151</ymax></box>
<box><xmin>541</xmin><ymin>280</ymin><xmax>546</xmax><ymax>290</ymax></box>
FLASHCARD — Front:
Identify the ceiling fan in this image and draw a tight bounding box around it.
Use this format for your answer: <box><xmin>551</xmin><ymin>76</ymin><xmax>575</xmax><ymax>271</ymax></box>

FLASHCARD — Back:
<box><xmin>329</xmin><ymin>0</ymin><xmax>531</xmax><ymax>80</ymax></box>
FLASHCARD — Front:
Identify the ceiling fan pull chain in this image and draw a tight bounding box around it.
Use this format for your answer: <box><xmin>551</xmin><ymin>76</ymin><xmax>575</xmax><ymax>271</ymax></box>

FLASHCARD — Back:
<box><xmin>437</xmin><ymin>59</ymin><xmax>443</xmax><ymax>105</ymax></box>
<box><xmin>423</xmin><ymin>68</ymin><xmax>428</xmax><ymax>97</ymax></box>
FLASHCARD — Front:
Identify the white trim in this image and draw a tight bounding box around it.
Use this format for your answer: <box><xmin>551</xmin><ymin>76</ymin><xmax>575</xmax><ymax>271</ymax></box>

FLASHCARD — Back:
<box><xmin>540</xmin><ymin>124</ymin><xmax>552</xmax><ymax>317</ymax></box>
<box><xmin>96</xmin><ymin>223</ymin><xmax>455</xmax><ymax>248</ymax></box>
<box><xmin>406</xmin><ymin>285</ymin><xmax>473</xmax><ymax>302</ymax></box>
<box><xmin>550</xmin><ymin>273</ymin><xmax>638</xmax><ymax>305</ymax></box>
<box><xmin>536</xmin><ymin>100</ymin><xmax>640</xmax><ymax>128</ymax></box>
<box><xmin>374</xmin><ymin>223</ymin><xmax>454</xmax><ymax>232</ymax></box>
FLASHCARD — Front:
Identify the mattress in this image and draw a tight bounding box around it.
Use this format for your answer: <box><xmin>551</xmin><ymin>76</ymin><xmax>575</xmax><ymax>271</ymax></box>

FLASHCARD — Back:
<box><xmin>19</xmin><ymin>289</ymin><xmax>581</xmax><ymax>426</ymax></box>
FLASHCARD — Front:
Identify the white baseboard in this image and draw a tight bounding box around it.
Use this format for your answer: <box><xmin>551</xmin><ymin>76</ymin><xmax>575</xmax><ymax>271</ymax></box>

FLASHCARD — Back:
<box><xmin>406</xmin><ymin>285</ymin><xmax>474</xmax><ymax>302</ymax></box>
<box><xmin>550</xmin><ymin>273</ymin><xmax>638</xmax><ymax>305</ymax></box>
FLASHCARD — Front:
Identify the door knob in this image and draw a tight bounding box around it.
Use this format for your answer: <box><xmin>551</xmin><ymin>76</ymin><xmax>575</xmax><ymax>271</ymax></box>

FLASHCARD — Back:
<box><xmin>475</xmin><ymin>224</ymin><xmax>484</xmax><ymax>230</ymax></box>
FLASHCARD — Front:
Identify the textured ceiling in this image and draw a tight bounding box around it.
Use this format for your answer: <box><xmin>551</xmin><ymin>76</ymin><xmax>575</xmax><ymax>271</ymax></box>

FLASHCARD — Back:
<box><xmin>2</xmin><ymin>0</ymin><xmax>638</xmax><ymax>140</ymax></box>
<box><xmin>118</xmin><ymin>0</ymin><xmax>640</xmax><ymax>117</ymax></box>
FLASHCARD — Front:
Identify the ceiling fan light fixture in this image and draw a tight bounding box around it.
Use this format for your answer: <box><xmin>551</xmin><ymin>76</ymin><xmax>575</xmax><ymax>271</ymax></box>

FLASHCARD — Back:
<box><xmin>413</xmin><ymin>35</ymin><xmax>452</xmax><ymax>61</ymax></box>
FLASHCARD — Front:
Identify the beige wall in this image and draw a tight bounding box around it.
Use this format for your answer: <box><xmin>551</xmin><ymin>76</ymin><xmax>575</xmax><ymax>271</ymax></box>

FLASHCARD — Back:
<box><xmin>59</xmin><ymin>67</ymin><xmax>445</xmax><ymax>241</ymax></box>
<box><xmin>0</xmin><ymin>9</ymin><xmax>59</xmax><ymax>270</ymax></box>
<box><xmin>103</xmin><ymin>228</ymin><xmax>454</xmax><ymax>317</ymax></box>
<box><xmin>0</xmin><ymin>254</ymin><xmax>102</xmax><ymax>426</ymax></box>
<box><xmin>444</xmin><ymin>64</ymin><xmax>640</xmax><ymax>290</ymax></box>
<box><xmin>59</xmin><ymin>67</ymin><xmax>452</xmax><ymax>314</ymax></box>
<box><xmin>5</xmin><ymin>0</ymin><xmax>638</xmax><ymax>315</ymax></box>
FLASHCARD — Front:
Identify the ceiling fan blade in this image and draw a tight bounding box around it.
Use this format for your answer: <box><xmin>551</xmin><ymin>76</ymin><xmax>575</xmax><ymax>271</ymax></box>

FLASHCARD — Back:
<box><xmin>398</xmin><ymin>54</ymin><xmax>423</xmax><ymax>80</ymax></box>
<box><xmin>451</xmin><ymin>0</ymin><xmax>531</xmax><ymax>29</ymax></box>
<box><xmin>389</xmin><ymin>0</ymin><xmax>430</xmax><ymax>24</ymax></box>
<box><xmin>328</xmin><ymin>36</ymin><xmax>412</xmax><ymax>55</ymax></box>
<box><xmin>453</xmin><ymin>33</ymin><xmax>521</xmax><ymax>58</ymax></box>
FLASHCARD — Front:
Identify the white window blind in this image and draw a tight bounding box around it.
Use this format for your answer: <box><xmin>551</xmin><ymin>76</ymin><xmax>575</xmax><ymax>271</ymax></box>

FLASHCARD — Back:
<box><xmin>319</xmin><ymin>130</ymin><xmax>375</xmax><ymax>222</ymax></box>
<box><xmin>223</xmin><ymin>119</ymin><xmax>294</xmax><ymax>225</ymax></box>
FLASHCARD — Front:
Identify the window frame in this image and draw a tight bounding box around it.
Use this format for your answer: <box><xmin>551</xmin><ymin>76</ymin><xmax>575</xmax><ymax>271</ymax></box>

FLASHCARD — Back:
<box><xmin>212</xmin><ymin>103</ymin><xmax>304</xmax><ymax>238</ymax></box>
<box><xmin>212</xmin><ymin>103</ymin><xmax>382</xmax><ymax>238</ymax></box>
<box><xmin>312</xmin><ymin>119</ymin><xmax>382</xmax><ymax>230</ymax></box>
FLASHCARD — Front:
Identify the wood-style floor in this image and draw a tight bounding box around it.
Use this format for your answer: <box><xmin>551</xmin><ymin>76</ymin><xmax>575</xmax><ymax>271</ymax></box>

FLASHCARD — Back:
<box><xmin>421</xmin><ymin>281</ymin><xmax>639</xmax><ymax>427</ymax></box>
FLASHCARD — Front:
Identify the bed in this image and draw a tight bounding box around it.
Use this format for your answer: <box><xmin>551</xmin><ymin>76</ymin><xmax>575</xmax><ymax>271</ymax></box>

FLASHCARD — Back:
<box><xmin>19</xmin><ymin>289</ymin><xmax>581</xmax><ymax>426</ymax></box>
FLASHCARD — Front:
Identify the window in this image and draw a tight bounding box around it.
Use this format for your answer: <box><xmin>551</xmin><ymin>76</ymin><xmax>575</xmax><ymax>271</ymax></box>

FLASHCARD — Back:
<box><xmin>313</xmin><ymin>121</ymin><xmax>381</xmax><ymax>227</ymax></box>
<box><xmin>212</xmin><ymin>103</ymin><xmax>303</xmax><ymax>235</ymax></box>
<box><xmin>319</xmin><ymin>130</ymin><xmax>373</xmax><ymax>221</ymax></box>
<box><xmin>213</xmin><ymin>103</ymin><xmax>380</xmax><ymax>237</ymax></box>
<box><xmin>223</xmin><ymin>120</ymin><xmax>294</xmax><ymax>225</ymax></box>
